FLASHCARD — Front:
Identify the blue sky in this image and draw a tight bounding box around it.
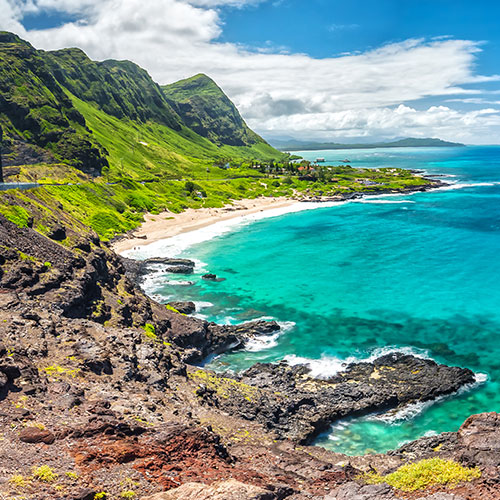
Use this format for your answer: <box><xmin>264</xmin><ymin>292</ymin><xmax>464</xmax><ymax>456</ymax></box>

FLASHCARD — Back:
<box><xmin>219</xmin><ymin>0</ymin><xmax>500</xmax><ymax>72</ymax></box>
<box><xmin>3</xmin><ymin>0</ymin><xmax>500</xmax><ymax>143</ymax></box>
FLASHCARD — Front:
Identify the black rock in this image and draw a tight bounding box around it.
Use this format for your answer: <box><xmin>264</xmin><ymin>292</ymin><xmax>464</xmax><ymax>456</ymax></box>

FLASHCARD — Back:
<box><xmin>166</xmin><ymin>265</ymin><xmax>194</xmax><ymax>274</ymax></box>
<box><xmin>202</xmin><ymin>273</ymin><xmax>226</xmax><ymax>282</ymax></box>
<box><xmin>190</xmin><ymin>353</ymin><xmax>476</xmax><ymax>444</ymax></box>
<box><xmin>47</xmin><ymin>224</ymin><xmax>66</xmax><ymax>241</ymax></box>
<box><xmin>71</xmin><ymin>488</ymin><xmax>96</xmax><ymax>500</ymax></box>
<box><xmin>168</xmin><ymin>301</ymin><xmax>196</xmax><ymax>314</ymax></box>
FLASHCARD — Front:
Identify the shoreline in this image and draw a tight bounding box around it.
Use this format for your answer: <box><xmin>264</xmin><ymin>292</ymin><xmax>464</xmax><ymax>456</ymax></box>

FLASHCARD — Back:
<box><xmin>112</xmin><ymin>181</ymin><xmax>444</xmax><ymax>255</ymax></box>
<box><xmin>112</xmin><ymin>196</ymin><xmax>297</xmax><ymax>254</ymax></box>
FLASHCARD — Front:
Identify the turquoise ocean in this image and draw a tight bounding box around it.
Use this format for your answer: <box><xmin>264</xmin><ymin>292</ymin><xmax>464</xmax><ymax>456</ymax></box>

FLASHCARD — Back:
<box><xmin>126</xmin><ymin>146</ymin><xmax>500</xmax><ymax>455</ymax></box>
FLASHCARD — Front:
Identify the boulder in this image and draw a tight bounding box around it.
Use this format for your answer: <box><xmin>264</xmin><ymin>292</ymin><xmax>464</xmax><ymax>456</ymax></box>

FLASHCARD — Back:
<box><xmin>202</xmin><ymin>273</ymin><xmax>225</xmax><ymax>282</ymax></box>
<box><xmin>165</xmin><ymin>265</ymin><xmax>194</xmax><ymax>274</ymax></box>
<box><xmin>47</xmin><ymin>224</ymin><xmax>67</xmax><ymax>241</ymax></box>
<box><xmin>140</xmin><ymin>479</ymin><xmax>275</xmax><ymax>500</ymax></box>
<box><xmin>19</xmin><ymin>427</ymin><xmax>55</xmax><ymax>444</ymax></box>
<box><xmin>167</xmin><ymin>301</ymin><xmax>196</xmax><ymax>314</ymax></box>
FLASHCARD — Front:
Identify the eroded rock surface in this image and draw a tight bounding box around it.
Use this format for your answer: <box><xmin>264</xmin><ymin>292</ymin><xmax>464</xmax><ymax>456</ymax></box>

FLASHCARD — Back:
<box><xmin>192</xmin><ymin>354</ymin><xmax>475</xmax><ymax>443</ymax></box>
<box><xmin>0</xmin><ymin>214</ymin><xmax>495</xmax><ymax>499</ymax></box>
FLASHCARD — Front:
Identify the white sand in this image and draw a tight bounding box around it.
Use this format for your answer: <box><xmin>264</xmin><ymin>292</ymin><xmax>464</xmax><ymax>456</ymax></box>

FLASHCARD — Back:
<box><xmin>112</xmin><ymin>197</ymin><xmax>296</xmax><ymax>254</ymax></box>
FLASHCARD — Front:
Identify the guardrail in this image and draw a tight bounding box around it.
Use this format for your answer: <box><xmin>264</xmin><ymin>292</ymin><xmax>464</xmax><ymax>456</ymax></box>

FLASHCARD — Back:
<box><xmin>0</xmin><ymin>182</ymin><xmax>39</xmax><ymax>191</ymax></box>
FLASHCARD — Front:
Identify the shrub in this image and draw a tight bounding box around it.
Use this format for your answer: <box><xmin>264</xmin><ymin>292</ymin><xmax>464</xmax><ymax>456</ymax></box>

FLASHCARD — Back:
<box><xmin>9</xmin><ymin>474</ymin><xmax>28</xmax><ymax>488</ymax></box>
<box><xmin>120</xmin><ymin>491</ymin><xmax>136</xmax><ymax>499</ymax></box>
<box><xmin>142</xmin><ymin>323</ymin><xmax>157</xmax><ymax>340</ymax></box>
<box><xmin>0</xmin><ymin>205</ymin><xmax>31</xmax><ymax>228</ymax></box>
<box><xmin>363</xmin><ymin>458</ymin><xmax>481</xmax><ymax>492</ymax></box>
<box><xmin>33</xmin><ymin>465</ymin><xmax>58</xmax><ymax>483</ymax></box>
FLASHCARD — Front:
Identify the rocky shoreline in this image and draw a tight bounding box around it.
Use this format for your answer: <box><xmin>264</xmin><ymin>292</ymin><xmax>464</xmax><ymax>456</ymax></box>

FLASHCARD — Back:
<box><xmin>0</xmin><ymin>208</ymin><xmax>498</xmax><ymax>500</ymax></box>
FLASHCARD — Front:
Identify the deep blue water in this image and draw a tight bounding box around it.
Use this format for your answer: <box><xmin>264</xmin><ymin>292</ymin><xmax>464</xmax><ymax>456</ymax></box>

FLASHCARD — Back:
<box><xmin>129</xmin><ymin>146</ymin><xmax>500</xmax><ymax>455</ymax></box>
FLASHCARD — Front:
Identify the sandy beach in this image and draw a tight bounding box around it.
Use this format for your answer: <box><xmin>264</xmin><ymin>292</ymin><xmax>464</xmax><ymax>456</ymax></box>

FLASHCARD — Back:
<box><xmin>112</xmin><ymin>196</ymin><xmax>297</xmax><ymax>254</ymax></box>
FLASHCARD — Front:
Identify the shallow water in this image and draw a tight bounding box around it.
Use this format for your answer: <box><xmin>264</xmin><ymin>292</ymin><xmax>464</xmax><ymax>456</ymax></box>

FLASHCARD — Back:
<box><xmin>128</xmin><ymin>146</ymin><xmax>500</xmax><ymax>455</ymax></box>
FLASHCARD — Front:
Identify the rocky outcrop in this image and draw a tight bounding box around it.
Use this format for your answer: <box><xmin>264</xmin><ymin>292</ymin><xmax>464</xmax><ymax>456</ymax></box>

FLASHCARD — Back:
<box><xmin>167</xmin><ymin>301</ymin><xmax>196</xmax><ymax>314</ymax></box>
<box><xmin>0</xmin><ymin>214</ymin><xmax>495</xmax><ymax>499</ymax></box>
<box><xmin>122</xmin><ymin>256</ymin><xmax>196</xmax><ymax>283</ymax></box>
<box><xmin>141</xmin><ymin>479</ymin><xmax>277</xmax><ymax>500</ymax></box>
<box><xmin>163</xmin><ymin>315</ymin><xmax>281</xmax><ymax>364</ymax></box>
<box><xmin>192</xmin><ymin>353</ymin><xmax>475</xmax><ymax>443</ymax></box>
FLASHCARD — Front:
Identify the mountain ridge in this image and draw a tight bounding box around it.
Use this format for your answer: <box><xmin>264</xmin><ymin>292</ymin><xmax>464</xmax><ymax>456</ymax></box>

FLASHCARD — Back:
<box><xmin>162</xmin><ymin>73</ymin><xmax>264</xmax><ymax>147</ymax></box>
<box><xmin>0</xmin><ymin>31</ymin><xmax>283</xmax><ymax>179</ymax></box>
<box><xmin>270</xmin><ymin>137</ymin><xmax>466</xmax><ymax>151</ymax></box>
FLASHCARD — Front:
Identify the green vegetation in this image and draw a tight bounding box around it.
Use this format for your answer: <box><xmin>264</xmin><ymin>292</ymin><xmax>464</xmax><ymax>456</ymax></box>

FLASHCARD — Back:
<box><xmin>162</xmin><ymin>73</ymin><xmax>272</xmax><ymax>150</ymax></box>
<box><xmin>0</xmin><ymin>32</ymin><xmax>107</xmax><ymax>175</ymax></box>
<box><xmin>165</xmin><ymin>304</ymin><xmax>180</xmax><ymax>313</ymax></box>
<box><xmin>142</xmin><ymin>323</ymin><xmax>157</xmax><ymax>340</ymax></box>
<box><xmin>9</xmin><ymin>474</ymin><xmax>28</xmax><ymax>489</ymax></box>
<box><xmin>32</xmin><ymin>465</ymin><xmax>58</xmax><ymax>483</ymax></box>
<box><xmin>0</xmin><ymin>204</ymin><xmax>31</xmax><ymax>227</ymax></box>
<box><xmin>41</xmin><ymin>364</ymin><xmax>80</xmax><ymax>379</ymax></box>
<box><xmin>362</xmin><ymin>458</ymin><xmax>481</xmax><ymax>492</ymax></box>
<box><xmin>0</xmin><ymin>31</ymin><xmax>434</xmax><ymax>244</ymax></box>
<box><xmin>190</xmin><ymin>369</ymin><xmax>260</xmax><ymax>402</ymax></box>
<box><xmin>120</xmin><ymin>491</ymin><xmax>137</xmax><ymax>499</ymax></box>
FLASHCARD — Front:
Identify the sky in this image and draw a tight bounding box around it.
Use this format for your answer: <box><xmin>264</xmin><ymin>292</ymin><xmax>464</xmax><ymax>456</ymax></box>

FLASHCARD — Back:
<box><xmin>3</xmin><ymin>0</ymin><xmax>500</xmax><ymax>144</ymax></box>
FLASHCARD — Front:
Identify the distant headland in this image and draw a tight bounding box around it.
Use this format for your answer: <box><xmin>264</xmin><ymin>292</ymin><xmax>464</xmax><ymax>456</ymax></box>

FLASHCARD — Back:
<box><xmin>270</xmin><ymin>137</ymin><xmax>466</xmax><ymax>151</ymax></box>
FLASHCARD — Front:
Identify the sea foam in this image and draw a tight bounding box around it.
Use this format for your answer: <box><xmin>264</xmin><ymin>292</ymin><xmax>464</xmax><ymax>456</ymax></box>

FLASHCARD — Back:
<box><xmin>284</xmin><ymin>345</ymin><xmax>430</xmax><ymax>380</ymax></box>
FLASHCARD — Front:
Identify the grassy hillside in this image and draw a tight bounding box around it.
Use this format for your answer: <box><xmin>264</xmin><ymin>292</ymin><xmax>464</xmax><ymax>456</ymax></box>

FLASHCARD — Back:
<box><xmin>162</xmin><ymin>74</ymin><xmax>268</xmax><ymax>149</ymax></box>
<box><xmin>0</xmin><ymin>32</ymin><xmax>434</xmax><ymax>243</ymax></box>
<box><xmin>0</xmin><ymin>31</ymin><xmax>284</xmax><ymax>181</ymax></box>
<box><xmin>46</xmin><ymin>48</ymin><xmax>182</xmax><ymax>131</ymax></box>
<box><xmin>0</xmin><ymin>32</ymin><xmax>108</xmax><ymax>175</ymax></box>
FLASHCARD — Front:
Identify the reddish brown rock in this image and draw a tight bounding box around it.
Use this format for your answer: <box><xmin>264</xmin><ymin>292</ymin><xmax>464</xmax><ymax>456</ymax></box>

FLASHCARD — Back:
<box><xmin>19</xmin><ymin>426</ymin><xmax>55</xmax><ymax>444</ymax></box>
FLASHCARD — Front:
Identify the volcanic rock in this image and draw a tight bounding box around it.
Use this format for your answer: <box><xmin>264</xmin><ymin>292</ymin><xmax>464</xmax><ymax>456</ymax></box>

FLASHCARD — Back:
<box><xmin>18</xmin><ymin>426</ymin><xmax>55</xmax><ymax>444</ymax></box>
<box><xmin>141</xmin><ymin>479</ymin><xmax>275</xmax><ymax>500</ymax></box>
<box><xmin>167</xmin><ymin>301</ymin><xmax>196</xmax><ymax>314</ymax></box>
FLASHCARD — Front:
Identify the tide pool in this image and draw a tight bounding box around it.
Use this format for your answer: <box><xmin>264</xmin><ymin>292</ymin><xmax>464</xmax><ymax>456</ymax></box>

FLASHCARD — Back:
<box><xmin>128</xmin><ymin>146</ymin><xmax>500</xmax><ymax>455</ymax></box>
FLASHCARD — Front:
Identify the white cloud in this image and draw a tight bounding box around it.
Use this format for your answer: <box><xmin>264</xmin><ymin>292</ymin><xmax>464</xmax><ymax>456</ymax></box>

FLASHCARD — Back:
<box><xmin>252</xmin><ymin>104</ymin><xmax>500</xmax><ymax>144</ymax></box>
<box><xmin>3</xmin><ymin>0</ymin><xmax>500</xmax><ymax>143</ymax></box>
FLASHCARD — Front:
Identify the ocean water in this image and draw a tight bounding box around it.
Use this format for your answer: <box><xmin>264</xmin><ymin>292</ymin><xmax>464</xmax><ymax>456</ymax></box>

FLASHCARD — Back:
<box><xmin>126</xmin><ymin>146</ymin><xmax>500</xmax><ymax>455</ymax></box>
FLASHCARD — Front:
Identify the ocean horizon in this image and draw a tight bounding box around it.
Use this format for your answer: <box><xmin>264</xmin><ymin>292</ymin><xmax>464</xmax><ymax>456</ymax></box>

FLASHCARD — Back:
<box><xmin>126</xmin><ymin>145</ymin><xmax>500</xmax><ymax>455</ymax></box>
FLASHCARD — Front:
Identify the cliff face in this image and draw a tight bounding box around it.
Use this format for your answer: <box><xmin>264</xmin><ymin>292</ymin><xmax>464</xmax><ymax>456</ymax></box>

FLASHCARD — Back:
<box><xmin>162</xmin><ymin>74</ymin><xmax>265</xmax><ymax>147</ymax></box>
<box><xmin>46</xmin><ymin>49</ymin><xmax>182</xmax><ymax>131</ymax></box>
<box><xmin>0</xmin><ymin>32</ymin><xmax>108</xmax><ymax>175</ymax></box>
<box><xmin>0</xmin><ymin>215</ymin><xmax>498</xmax><ymax>499</ymax></box>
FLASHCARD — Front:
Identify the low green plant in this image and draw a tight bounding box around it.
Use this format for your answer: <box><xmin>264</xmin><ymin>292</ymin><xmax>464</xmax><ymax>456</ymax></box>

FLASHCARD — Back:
<box><xmin>32</xmin><ymin>465</ymin><xmax>58</xmax><ymax>483</ymax></box>
<box><xmin>165</xmin><ymin>304</ymin><xmax>180</xmax><ymax>313</ymax></box>
<box><xmin>120</xmin><ymin>491</ymin><xmax>136</xmax><ymax>499</ymax></box>
<box><xmin>142</xmin><ymin>323</ymin><xmax>157</xmax><ymax>339</ymax></box>
<box><xmin>9</xmin><ymin>474</ymin><xmax>28</xmax><ymax>488</ymax></box>
<box><xmin>362</xmin><ymin>458</ymin><xmax>481</xmax><ymax>492</ymax></box>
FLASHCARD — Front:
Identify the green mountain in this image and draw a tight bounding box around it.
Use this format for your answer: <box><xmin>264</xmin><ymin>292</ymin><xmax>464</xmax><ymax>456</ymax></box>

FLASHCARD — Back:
<box><xmin>46</xmin><ymin>48</ymin><xmax>182</xmax><ymax>131</ymax></box>
<box><xmin>0</xmin><ymin>32</ymin><xmax>283</xmax><ymax>181</ymax></box>
<box><xmin>162</xmin><ymin>73</ymin><xmax>264</xmax><ymax>147</ymax></box>
<box><xmin>271</xmin><ymin>137</ymin><xmax>466</xmax><ymax>151</ymax></box>
<box><xmin>0</xmin><ymin>32</ymin><xmax>108</xmax><ymax>175</ymax></box>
